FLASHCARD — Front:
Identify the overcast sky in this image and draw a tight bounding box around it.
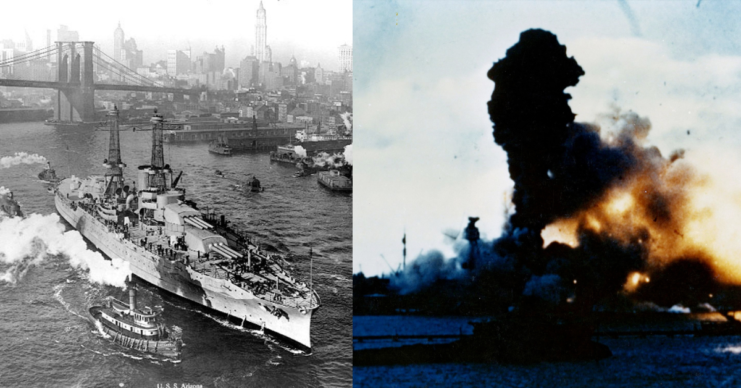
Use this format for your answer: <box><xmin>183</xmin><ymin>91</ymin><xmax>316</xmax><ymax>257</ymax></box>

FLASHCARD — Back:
<box><xmin>354</xmin><ymin>0</ymin><xmax>741</xmax><ymax>276</ymax></box>
<box><xmin>0</xmin><ymin>0</ymin><xmax>351</xmax><ymax>70</ymax></box>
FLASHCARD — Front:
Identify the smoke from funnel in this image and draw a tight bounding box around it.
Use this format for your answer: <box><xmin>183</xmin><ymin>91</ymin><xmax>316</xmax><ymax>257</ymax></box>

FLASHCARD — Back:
<box><xmin>344</xmin><ymin>145</ymin><xmax>353</xmax><ymax>165</ymax></box>
<box><xmin>340</xmin><ymin>112</ymin><xmax>353</xmax><ymax>133</ymax></box>
<box><xmin>0</xmin><ymin>213</ymin><xmax>131</xmax><ymax>287</ymax></box>
<box><xmin>311</xmin><ymin>152</ymin><xmax>349</xmax><ymax>168</ymax></box>
<box><xmin>1</xmin><ymin>152</ymin><xmax>47</xmax><ymax>169</ymax></box>
<box><xmin>294</xmin><ymin>146</ymin><xmax>308</xmax><ymax>158</ymax></box>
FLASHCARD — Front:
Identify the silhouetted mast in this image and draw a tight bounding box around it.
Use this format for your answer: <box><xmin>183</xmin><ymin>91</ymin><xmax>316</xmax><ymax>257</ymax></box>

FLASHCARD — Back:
<box><xmin>402</xmin><ymin>232</ymin><xmax>406</xmax><ymax>271</ymax></box>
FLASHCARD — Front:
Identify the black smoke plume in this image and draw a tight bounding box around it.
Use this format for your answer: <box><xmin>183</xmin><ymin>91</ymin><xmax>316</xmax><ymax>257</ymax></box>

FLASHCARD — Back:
<box><xmin>388</xmin><ymin>29</ymin><xmax>721</xmax><ymax>314</ymax></box>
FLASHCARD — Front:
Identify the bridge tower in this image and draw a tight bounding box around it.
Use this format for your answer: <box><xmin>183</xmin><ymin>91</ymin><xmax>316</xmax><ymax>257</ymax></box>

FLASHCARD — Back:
<box><xmin>55</xmin><ymin>41</ymin><xmax>95</xmax><ymax>122</ymax></box>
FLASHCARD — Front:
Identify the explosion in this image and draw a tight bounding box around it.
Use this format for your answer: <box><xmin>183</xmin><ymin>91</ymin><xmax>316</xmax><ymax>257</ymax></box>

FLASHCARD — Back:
<box><xmin>392</xmin><ymin>29</ymin><xmax>741</xmax><ymax>313</ymax></box>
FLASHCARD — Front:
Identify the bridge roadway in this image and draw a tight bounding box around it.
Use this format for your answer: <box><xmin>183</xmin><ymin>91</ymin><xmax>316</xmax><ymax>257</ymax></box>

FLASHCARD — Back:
<box><xmin>0</xmin><ymin>79</ymin><xmax>201</xmax><ymax>96</ymax></box>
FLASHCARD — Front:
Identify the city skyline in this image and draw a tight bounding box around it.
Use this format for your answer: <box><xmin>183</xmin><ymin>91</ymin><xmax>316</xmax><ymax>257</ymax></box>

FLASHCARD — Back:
<box><xmin>0</xmin><ymin>0</ymin><xmax>351</xmax><ymax>72</ymax></box>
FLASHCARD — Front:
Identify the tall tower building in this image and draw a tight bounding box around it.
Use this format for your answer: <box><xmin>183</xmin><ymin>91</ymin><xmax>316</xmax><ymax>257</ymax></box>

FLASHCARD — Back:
<box><xmin>114</xmin><ymin>22</ymin><xmax>125</xmax><ymax>63</ymax></box>
<box><xmin>255</xmin><ymin>1</ymin><xmax>267</xmax><ymax>62</ymax></box>
<box><xmin>339</xmin><ymin>44</ymin><xmax>352</xmax><ymax>73</ymax></box>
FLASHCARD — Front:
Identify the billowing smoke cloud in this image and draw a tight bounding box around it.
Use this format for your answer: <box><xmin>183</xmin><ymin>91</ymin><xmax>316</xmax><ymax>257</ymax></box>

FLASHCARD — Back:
<box><xmin>1</xmin><ymin>152</ymin><xmax>47</xmax><ymax>169</ymax></box>
<box><xmin>0</xmin><ymin>213</ymin><xmax>131</xmax><ymax>287</ymax></box>
<box><xmin>294</xmin><ymin>146</ymin><xmax>308</xmax><ymax>158</ymax></box>
<box><xmin>344</xmin><ymin>145</ymin><xmax>353</xmax><ymax>165</ymax></box>
<box><xmin>0</xmin><ymin>187</ymin><xmax>10</xmax><ymax>196</ymax></box>
<box><xmin>311</xmin><ymin>152</ymin><xmax>349</xmax><ymax>168</ymax></box>
<box><xmin>392</xmin><ymin>250</ymin><xmax>465</xmax><ymax>295</ymax></box>
<box><xmin>393</xmin><ymin>29</ymin><xmax>731</xmax><ymax>313</ymax></box>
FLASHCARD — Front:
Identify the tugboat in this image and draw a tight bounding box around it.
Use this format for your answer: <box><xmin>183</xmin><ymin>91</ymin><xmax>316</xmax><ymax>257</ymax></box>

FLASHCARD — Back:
<box><xmin>208</xmin><ymin>134</ymin><xmax>232</xmax><ymax>156</ymax></box>
<box><xmin>54</xmin><ymin>107</ymin><xmax>319</xmax><ymax>350</ymax></box>
<box><xmin>244</xmin><ymin>175</ymin><xmax>264</xmax><ymax>193</ymax></box>
<box><xmin>0</xmin><ymin>188</ymin><xmax>23</xmax><ymax>218</ymax></box>
<box><xmin>317</xmin><ymin>170</ymin><xmax>352</xmax><ymax>192</ymax></box>
<box><xmin>89</xmin><ymin>285</ymin><xmax>183</xmax><ymax>358</ymax></box>
<box><xmin>38</xmin><ymin>161</ymin><xmax>62</xmax><ymax>184</ymax></box>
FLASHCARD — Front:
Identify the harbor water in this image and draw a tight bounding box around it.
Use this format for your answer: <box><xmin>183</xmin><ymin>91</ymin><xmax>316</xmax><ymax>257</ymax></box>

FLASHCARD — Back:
<box><xmin>354</xmin><ymin>315</ymin><xmax>741</xmax><ymax>387</ymax></box>
<box><xmin>0</xmin><ymin>121</ymin><xmax>352</xmax><ymax>387</ymax></box>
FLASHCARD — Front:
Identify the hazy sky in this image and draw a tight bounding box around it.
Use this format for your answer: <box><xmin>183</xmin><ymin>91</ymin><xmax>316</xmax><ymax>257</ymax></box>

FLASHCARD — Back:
<box><xmin>0</xmin><ymin>0</ymin><xmax>352</xmax><ymax>70</ymax></box>
<box><xmin>354</xmin><ymin>0</ymin><xmax>741</xmax><ymax>276</ymax></box>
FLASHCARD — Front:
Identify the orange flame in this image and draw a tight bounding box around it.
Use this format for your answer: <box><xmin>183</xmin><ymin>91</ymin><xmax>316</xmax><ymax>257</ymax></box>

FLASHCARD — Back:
<box><xmin>542</xmin><ymin>131</ymin><xmax>741</xmax><ymax>288</ymax></box>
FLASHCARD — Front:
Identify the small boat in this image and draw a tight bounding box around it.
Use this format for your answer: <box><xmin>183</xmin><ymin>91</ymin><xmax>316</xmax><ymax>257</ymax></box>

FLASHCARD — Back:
<box><xmin>317</xmin><ymin>170</ymin><xmax>352</xmax><ymax>192</ymax></box>
<box><xmin>0</xmin><ymin>188</ymin><xmax>23</xmax><ymax>218</ymax></box>
<box><xmin>209</xmin><ymin>134</ymin><xmax>233</xmax><ymax>155</ymax></box>
<box><xmin>216</xmin><ymin>170</ymin><xmax>224</xmax><ymax>177</ymax></box>
<box><xmin>270</xmin><ymin>145</ymin><xmax>300</xmax><ymax>164</ymax></box>
<box><xmin>38</xmin><ymin>162</ymin><xmax>63</xmax><ymax>184</ymax></box>
<box><xmin>89</xmin><ymin>286</ymin><xmax>183</xmax><ymax>359</ymax></box>
<box><xmin>245</xmin><ymin>176</ymin><xmax>264</xmax><ymax>192</ymax></box>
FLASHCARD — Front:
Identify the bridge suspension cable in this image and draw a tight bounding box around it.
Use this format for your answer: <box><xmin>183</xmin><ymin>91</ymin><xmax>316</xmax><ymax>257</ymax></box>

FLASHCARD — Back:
<box><xmin>93</xmin><ymin>55</ymin><xmax>153</xmax><ymax>88</ymax></box>
<box><xmin>93</xmin><ymin>46</ymin><xmax>157</xmax><ymax>88</ymax></box>
<box><xmin>0</xmin><ymin>45</ymin><xmax>58</xmax><ymax>68</ymax></box>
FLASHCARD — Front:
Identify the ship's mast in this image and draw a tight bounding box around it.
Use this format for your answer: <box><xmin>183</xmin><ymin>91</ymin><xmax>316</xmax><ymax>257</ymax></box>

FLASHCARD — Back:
<box><xmin>104</xmin><ymin>106</ymin><xmax>125</xmax><ymax>198</ymax></box>
<box><xmin>149</xmin><ymin>110</ymin><xmax>168</xmax><ymax>193</ymax></box>
<box><xmin>402</xmin><ymin>232</ymin><xmax>406</xmax><ymax>272</ymax></box>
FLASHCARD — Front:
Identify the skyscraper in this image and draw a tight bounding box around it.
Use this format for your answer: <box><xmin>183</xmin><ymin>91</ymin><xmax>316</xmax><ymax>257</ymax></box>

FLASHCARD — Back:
<box><xmin>339</xmin><ymin>44</ymin><xmax>352</xmax><ymax>73</ymax></box>
<box><xmin>255</xmin><ymin>1</ymin><xmax>267</xmax><ymax>62</ymax></box>
<box><xmin>114</xmin><ymin>23</ymin><xmax>124</xmax><ymax>63</ymax></box>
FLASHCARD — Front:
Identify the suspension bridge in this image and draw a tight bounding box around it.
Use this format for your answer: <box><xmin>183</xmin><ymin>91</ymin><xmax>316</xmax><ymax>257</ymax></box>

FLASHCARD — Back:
<box><xmin>0</xmin><ymin>41</ymin><xmax>202</xmax><ymax>123</ymax></box>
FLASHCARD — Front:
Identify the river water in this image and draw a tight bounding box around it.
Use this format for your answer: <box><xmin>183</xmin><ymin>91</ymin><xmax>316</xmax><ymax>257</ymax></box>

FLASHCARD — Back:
<box><xmin>354</xmin><ymin>315</ymin><xmax>741</xmax><ymax>387</ymax></box>
<box><xmin>0</xmin><ymin>121</ymin><xmax>352</xmax><ymax>387</ymax></box>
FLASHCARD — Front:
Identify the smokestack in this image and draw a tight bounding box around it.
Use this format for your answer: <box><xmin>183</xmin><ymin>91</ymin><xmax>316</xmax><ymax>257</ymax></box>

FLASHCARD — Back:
<box><xmin>129</xmin><ymin>285</ymin><xmax>137</xmax><ymax>312</ymax></box>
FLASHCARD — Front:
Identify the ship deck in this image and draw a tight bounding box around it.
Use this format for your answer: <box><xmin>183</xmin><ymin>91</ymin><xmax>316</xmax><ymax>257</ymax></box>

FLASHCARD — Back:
<box><xmin>57</xmin><ymin>185</ymin><xmax>319</xmax><ymax>311</ymax></box>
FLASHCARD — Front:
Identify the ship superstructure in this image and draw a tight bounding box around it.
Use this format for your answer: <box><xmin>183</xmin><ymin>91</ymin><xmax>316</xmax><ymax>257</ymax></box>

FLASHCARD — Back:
<box><xmin>54</xmin><ymin>107</ymin><xmax>320</xmax><ymax>349</ymax></box>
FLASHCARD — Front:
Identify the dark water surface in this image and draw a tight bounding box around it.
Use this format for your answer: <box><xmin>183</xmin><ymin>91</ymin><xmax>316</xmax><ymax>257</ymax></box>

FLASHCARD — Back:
<box><xmin>354</xmin><ymin>315</ymin><xmax>741</xmax><ymax>387</ymax></box>
<box><xmin>0</xmin><ymin>122</ymin><xmax>352</xmax><ymax>387</ymax></box>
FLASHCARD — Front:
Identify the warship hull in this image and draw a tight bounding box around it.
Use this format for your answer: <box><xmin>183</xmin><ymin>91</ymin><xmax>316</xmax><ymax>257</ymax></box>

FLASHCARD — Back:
<box><xmin>55</xmin><ymin>190</ymin><xmax>314</xmax><ymax>349</ymax></box>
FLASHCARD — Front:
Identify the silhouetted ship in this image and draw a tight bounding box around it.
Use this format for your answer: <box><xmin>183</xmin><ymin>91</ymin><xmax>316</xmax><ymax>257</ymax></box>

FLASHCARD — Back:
<box><xmin>354</xmin><ymin>313</ymin><xmax>612</xmax><ymax>366</ymax></box>
<box><xmin>90</xmin><ymin>286</ymin><xmax>183</xmax><ymax>358</ymax></box>
<box><xmin>54</xmin><ymin>108</ymin><xmax>320</xmax><ymax>349</ymax></box>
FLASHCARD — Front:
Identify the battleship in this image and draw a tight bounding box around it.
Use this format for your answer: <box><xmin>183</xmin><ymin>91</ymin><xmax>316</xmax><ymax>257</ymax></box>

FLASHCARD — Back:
<box><xmin>54</xmin><ymin>107</ymin><xmax>320</xmax><ymax>349</ymax></box>
<box><xmin>90</xmin><ymin>285</ymin><xmax>183</xmax><ymax>358</ymax></box>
